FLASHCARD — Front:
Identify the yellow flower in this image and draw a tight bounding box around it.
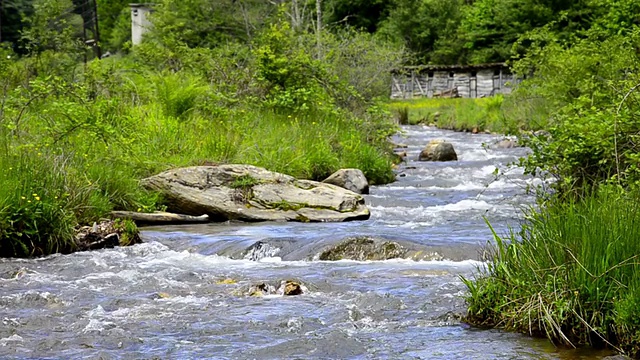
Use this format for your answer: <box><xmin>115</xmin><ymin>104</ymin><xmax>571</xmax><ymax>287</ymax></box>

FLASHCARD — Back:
<box><xmin>35</xmin><ymin>196</ymin><xmax>40</xmax><ymax>201</ymax></box>
<box><xmin>21</xmin><ymin>196</ymin><xmax>26</xmax><ymax>200</ymax></box>
<box><xmin>32</xmin><ymin>193</ymin><xmax>38</xmax><ymax>197</ymax></box>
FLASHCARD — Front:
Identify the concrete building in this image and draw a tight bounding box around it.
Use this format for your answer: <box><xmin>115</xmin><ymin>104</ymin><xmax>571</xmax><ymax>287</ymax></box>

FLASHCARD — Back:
<box><xmin>130</xmin><ymin>3</ymin><xmax>153</xmax><ymax>46</ymax></box>
<box><xmin>391</xmin><ymin>63</ymin><xmax>520</xmax><ymax>99</ymax></box>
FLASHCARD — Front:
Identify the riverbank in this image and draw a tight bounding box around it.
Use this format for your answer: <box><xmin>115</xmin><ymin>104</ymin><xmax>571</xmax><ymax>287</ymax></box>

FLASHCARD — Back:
<box><xmin>0</xmin><ymin>27</ymin><xmax>400</xmax><ymax>257</ymax></box>
<box><xmin>464</xmin><ymin>188</ymin><xmax>640</xmax><ymax>357</ymax></box>
<box><xmin>387</xmin><ymin>96</ymin><xmax>547</xmax><ymax>134</ymax></box>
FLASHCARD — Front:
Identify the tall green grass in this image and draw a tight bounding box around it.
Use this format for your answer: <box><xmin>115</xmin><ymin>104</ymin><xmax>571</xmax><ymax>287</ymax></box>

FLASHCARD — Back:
<box><xmin>464</xmin><ymin>188</ymin><xmax>640</xmax><ymax>357</ymax></box>
<box><xmin>0</xmin><ymin>51</ymin><xmax>397</xmax><ymax>257</ymax></box>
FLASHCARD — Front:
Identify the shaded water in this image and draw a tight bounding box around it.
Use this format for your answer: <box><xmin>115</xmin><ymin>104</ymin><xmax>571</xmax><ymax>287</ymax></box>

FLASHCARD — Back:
<box><xmin>0</xmin><ymin>126</ymin><xmax>618</xmax><ymax>359</ymax></box>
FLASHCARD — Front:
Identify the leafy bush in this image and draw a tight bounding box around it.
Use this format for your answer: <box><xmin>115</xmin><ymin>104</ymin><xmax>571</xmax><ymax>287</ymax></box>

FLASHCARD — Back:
<box><xmin>514</xmin><ymin>28</ymin><xmax>640</xmax><ymax>192</ymax></box>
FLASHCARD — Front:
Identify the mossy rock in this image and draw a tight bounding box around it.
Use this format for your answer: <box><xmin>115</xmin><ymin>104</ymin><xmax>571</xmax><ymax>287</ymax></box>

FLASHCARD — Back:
<box><xmin>318</xmin><ymin>236</ymin><xmax>406</xmax><ymax>261</ymax></box>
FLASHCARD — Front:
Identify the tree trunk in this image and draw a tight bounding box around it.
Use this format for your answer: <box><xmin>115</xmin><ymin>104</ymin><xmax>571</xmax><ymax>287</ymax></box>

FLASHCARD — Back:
<box><xmin>316</xmin><ymin>0</ymin><xmax>322</xmax><ymax>58</ymax></box>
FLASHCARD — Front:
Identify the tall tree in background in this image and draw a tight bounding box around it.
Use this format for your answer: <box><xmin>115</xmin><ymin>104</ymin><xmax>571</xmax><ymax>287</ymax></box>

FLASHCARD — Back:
<box><xmin>324</xmin><ymin>0</ymin><xmax>391</xmax><ymax>32</ymax></box>
<box><xmin>379</xmin><ymin>0</ymin><xmax>464</xmax><ymax>64</ymax></box>
<box><xmin>94</xmin><ymin>0</ymin><xmax>128</xmax><ymax>49</ymax></box>
<box><xmin>0</xmin><ymin>0</ymin><xmax>34</xmax><ymax>52</ymax></box>
<box><xmin>149</xmin><ymin>0</ymin><xmax>279</xmax><ymax>49</ymax></box>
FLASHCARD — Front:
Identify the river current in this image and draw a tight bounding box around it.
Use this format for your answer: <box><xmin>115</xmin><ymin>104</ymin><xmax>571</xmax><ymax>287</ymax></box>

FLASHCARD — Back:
<box><xmin>0</xmin><ymin>126</ymin><xmax>618</xmax><ymax>359</ymax></box>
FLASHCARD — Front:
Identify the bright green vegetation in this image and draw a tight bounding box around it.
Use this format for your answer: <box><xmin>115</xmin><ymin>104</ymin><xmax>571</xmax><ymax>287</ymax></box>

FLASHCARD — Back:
<box><xmin>230</xmin><ymin>175</ymin><xmax>261</xmax><ymax>190</ymax></box>
<box><xmin>388</xmin><ymin>96</ymin><xmax>535</xmax><ymax>134</ymax></box>
<box><xmin>464</xmin><ymin>188</ymin><xmax>640</xmax><ymax>356</ymax></box>
<box><xmin>325</xmin><ymin>0</ymin><xmax>640</xmax><ymax>65</ymax></box>
<box><xmin>0</xmin><ymin>0</ymin><xmax>403</xmax><ymax>257</ymax></box>
<box><xmin>460</xmin><ymin>18</ymin><xmax>640</xmax><ymax>358</ymax></box>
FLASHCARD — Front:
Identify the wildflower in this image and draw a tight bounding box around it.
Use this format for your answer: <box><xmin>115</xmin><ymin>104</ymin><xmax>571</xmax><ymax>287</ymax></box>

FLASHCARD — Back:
<box><xmin>32</xmin><ymin>193</ymin><xmax>37</xmax><ymax>197</ymax></box>
<box><xmin>21</xmin><ymin>196</ymin><xmax>26</xmax><ymax>200</ymax></box>
<box><xmin>35</xmin><ymin>196</ymin><xmax>40</xmax><ymax>201</ymax></box>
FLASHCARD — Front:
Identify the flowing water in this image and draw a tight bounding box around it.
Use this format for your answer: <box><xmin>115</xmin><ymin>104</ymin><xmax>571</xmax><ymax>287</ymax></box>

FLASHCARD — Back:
<box><xmin>0</xmin><ymin>126</ymin><xmax>619</xmax><ymax>359</ymax></box>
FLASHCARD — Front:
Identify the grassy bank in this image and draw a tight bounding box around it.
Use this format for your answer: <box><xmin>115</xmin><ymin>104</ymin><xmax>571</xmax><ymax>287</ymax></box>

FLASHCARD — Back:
<box><xmin>463</xmin><ymin>188</ymin><xmax>640</xmax><ymax>357</ymax></box>
<box><xmin>387</xmin><ymin>96</ymin><xmax>549</xmax><ymax>134</ymax></box>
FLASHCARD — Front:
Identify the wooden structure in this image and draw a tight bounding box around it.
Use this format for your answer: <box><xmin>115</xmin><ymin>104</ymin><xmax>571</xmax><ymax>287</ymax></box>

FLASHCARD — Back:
<box><xmin>391</xmin><ymin>63</ymin><xmax>520</xmax><ymax>99</ymax></box>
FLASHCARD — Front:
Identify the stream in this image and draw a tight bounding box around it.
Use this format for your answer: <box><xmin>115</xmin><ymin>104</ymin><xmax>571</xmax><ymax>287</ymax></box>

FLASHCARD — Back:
<box><xmin>0</xmin><ymin>126</ymin><xmax>620</xmax><ymax>359</ymax></box>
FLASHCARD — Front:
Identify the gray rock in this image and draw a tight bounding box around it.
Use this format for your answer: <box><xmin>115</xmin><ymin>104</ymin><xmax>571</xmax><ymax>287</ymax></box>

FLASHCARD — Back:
<box><xmin>492</xmin><ymin>139</ymin><xmax>519</xmax><ymax>149</ymax></box>
<box><xmin>322</xmin><ymin>168</ymin><xmax>369</xmax><ymax>194</ymax></box>
<box><xmin>140</xmin><ymin>164</ymin><xmax>370</xmax><ymax>222</ymax></box>
<box><xmin>418</xmin><ymin>140</ymin><xmax>458</xmax><ymax>161</ymax></box>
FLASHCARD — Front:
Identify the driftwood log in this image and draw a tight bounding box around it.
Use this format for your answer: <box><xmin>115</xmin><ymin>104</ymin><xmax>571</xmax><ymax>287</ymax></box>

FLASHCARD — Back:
<box><xmin>111</xmin><ymin>211</ymin><xmax>210</xmax><ymax>225</ymax></box>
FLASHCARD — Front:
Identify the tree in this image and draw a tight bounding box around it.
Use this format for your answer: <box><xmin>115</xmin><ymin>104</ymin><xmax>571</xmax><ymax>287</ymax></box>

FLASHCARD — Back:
<box><xmin>324</xmin><ymin>0</ymin><xmax>391</xmax><ymax>33</ymax></box>
<box><xmin>379</xmin><ymin>0</ymin><xmax>464</xmax><ymax>64</ymax></box>
<box><xmin>148</xmin><ymin>0</ymin><xmax>279</xmax><ymax>49</ymax></box>
<box><xmin>0</xmin><ymin>0</ymin><xmax>34</xmax><ymax>52</ymax></box>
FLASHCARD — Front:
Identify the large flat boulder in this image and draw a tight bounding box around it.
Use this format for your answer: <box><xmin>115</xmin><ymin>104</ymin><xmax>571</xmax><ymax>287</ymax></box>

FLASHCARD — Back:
<box><xmin>140</xmin><ymin>165</ymin><xmax>370</xmax><ymax>222</ymax></box>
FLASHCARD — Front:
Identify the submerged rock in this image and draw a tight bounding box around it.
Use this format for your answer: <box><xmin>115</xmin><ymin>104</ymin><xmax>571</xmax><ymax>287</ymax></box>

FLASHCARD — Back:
<box><xmin>140</xmin><ymin>164</ymin><xmax>370</xmax><ymax>222</ymax></box>
<box><xmin>418</xmin><ymin>140</ymin><xmax>458</xmax><ymax>161</ymax></box>
<box><xmin>322</xmin><ymin>168</ymin><xmax>369</xmax><ymax>194</ymax></box>
<box><xmin>249</xmin><ymin>283</ymin><xmax>276</xmax><ymax>297</ymax></box>
<box><xmin>318</xmin><ymin>236</ymin><xmax>406</xmax><ymax>261</ymax></box>
<box><xmin>280</xmin><ymin>280</ymin><xmax>304</xmax><ymax>296</ymax></box>
<box><xmin>492</xmin><ymin>138</ymin><xmax>519</xmax><ymax>149</ymax></box>
<box><xmin>245</xmin><ymin>280</ymin><xmax>306</xmax><ymax>297</ymax></box>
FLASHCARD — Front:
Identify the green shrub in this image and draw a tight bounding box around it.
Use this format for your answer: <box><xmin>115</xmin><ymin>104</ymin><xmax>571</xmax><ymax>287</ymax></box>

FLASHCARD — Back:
<box><xmin>513</xmin><ymin>28</ymin><xmax>640</xmax><ymax>192</ymax></box>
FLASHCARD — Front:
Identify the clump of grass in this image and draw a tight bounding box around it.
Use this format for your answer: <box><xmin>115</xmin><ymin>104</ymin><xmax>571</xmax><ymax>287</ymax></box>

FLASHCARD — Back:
<box><xmin>230</xmin><ymin>174</ymin><xmax>260</xmax><ymax>189</ymax></box>
<box><xmin>463</xmin><ymin>187</ymin><xmax>640</xmax><ymax>357</ymax></box>
<box><xmin>396</xmin><ymin>106</ymin><xmax>410</xmax><ymax>125</ymax></box>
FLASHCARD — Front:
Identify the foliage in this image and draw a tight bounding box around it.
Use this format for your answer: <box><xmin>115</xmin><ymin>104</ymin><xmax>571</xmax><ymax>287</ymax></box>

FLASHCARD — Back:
<box><xmin>147</xmin><ymin>0</ymin><xmax>277</xmax><ymax>48</ymax></box>
<box><xmin>325</xmin><ymin>0</ymin><xmax>391</xmax><ymax>33</ymax></box>
<box><xmin>464</xmin><ymin>187</ymin><xmax>640</xmax><ymax>357</ymax></box>
<box><xmin>0</xmin><ymin>0</ymin><xmax>34</xmax><ymax>52</ymax></box>
<box><xmin>378</xmin><ymin>0</ymin><xmax>464</xmax><ymax>64</ymax></box>
<box><xmin>514</xmin><ymin>28</ymin><xmax>640</xmax><ymax>193</ymax></box>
